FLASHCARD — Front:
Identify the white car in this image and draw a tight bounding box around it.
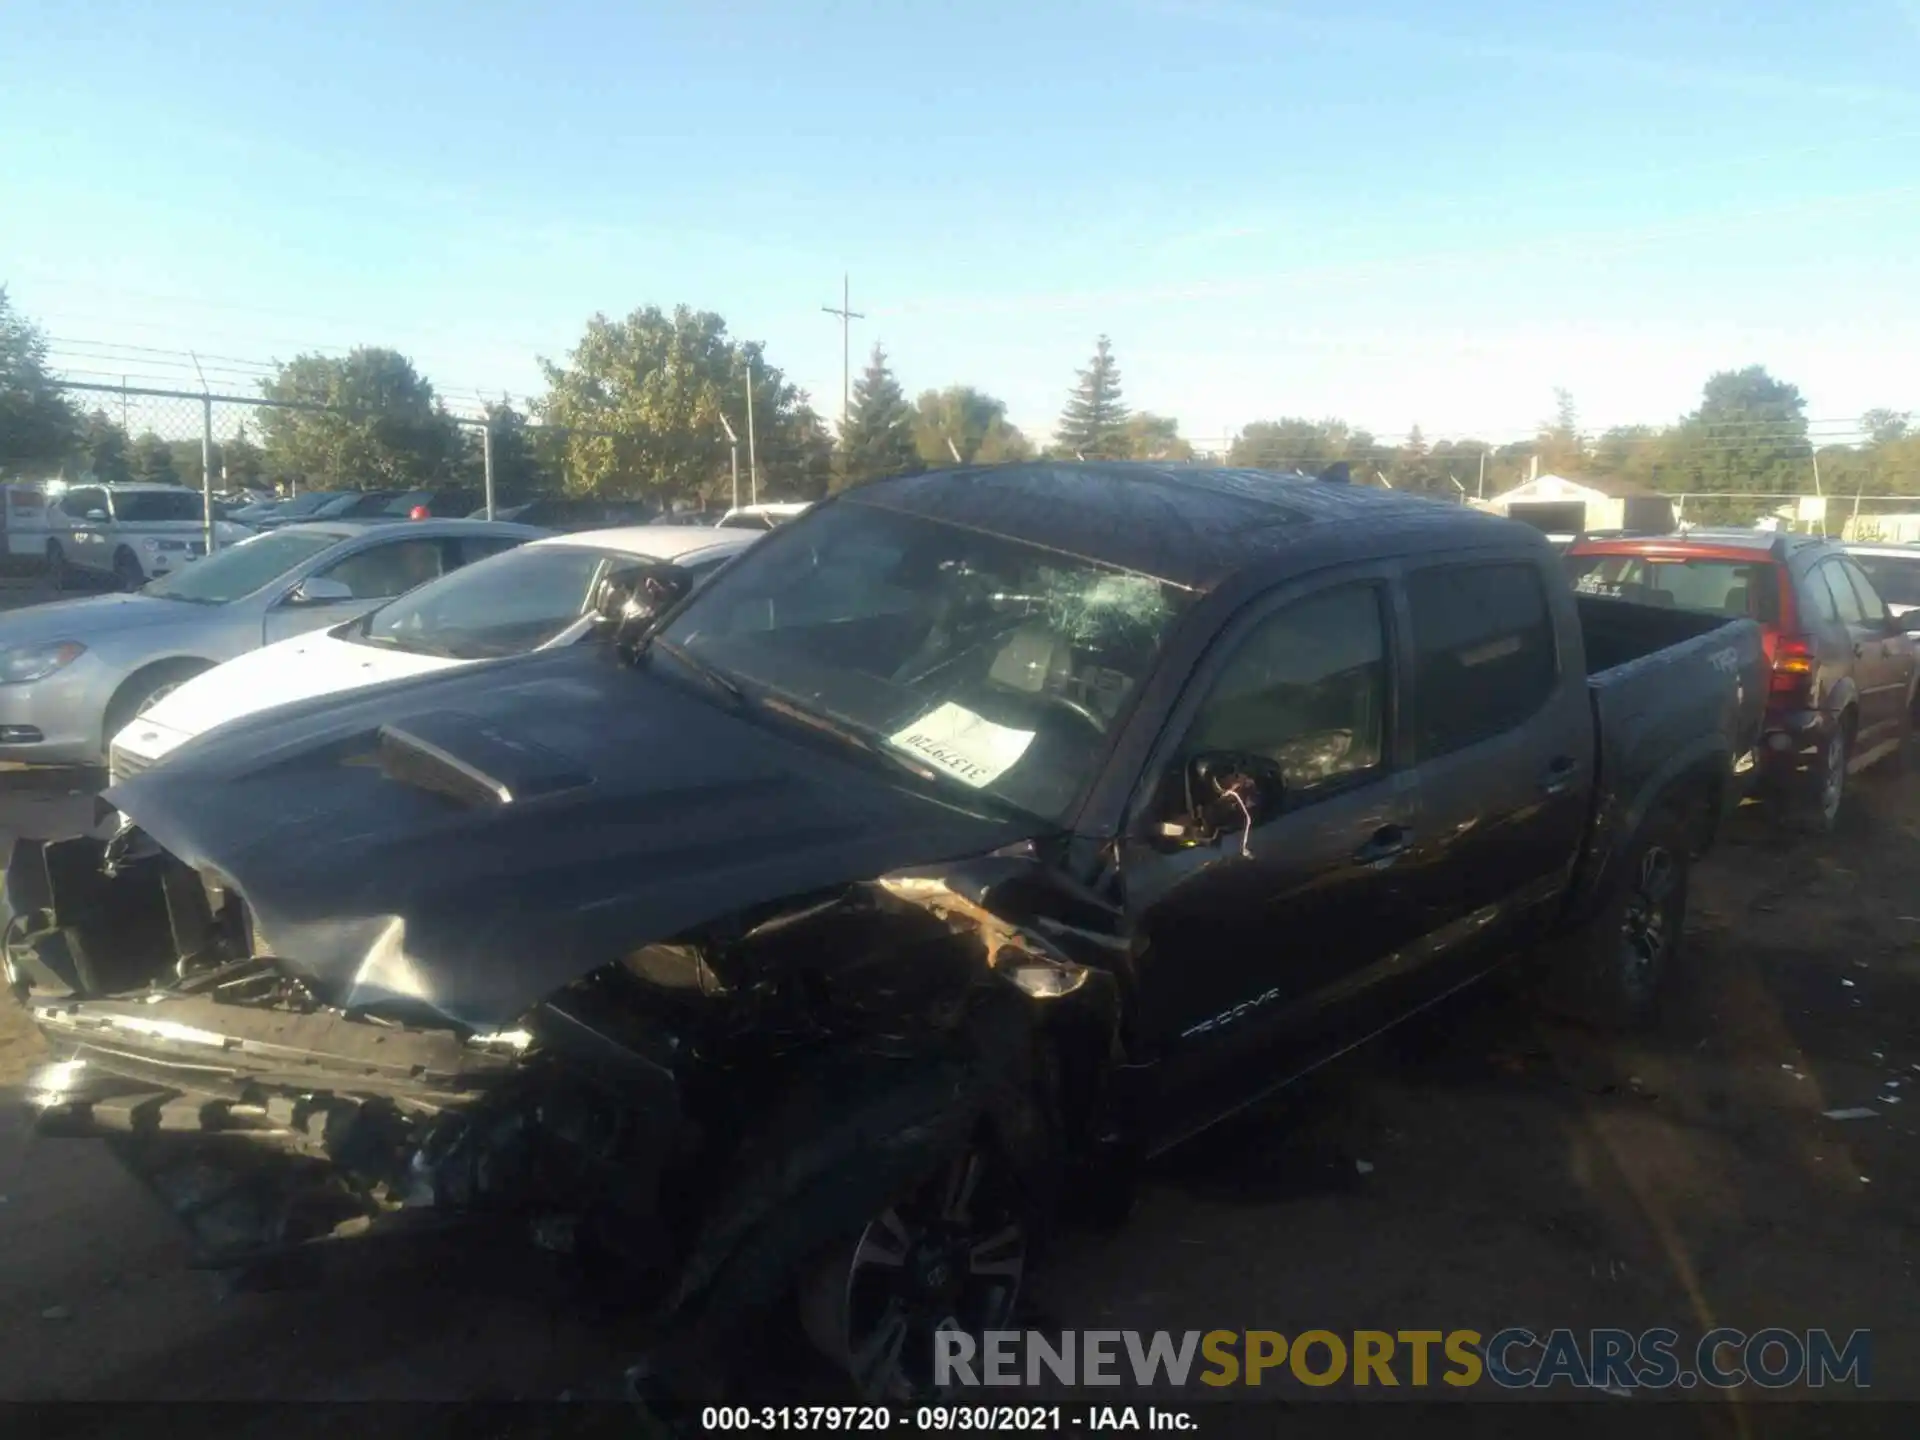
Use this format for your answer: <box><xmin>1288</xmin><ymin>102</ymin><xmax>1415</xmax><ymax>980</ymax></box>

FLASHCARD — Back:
<box><xmin>1844</xmin><ymin>543</ymin><xmax>1920</xmax><ymax>618</ymax></box>
<box><xmin>108</xmin><ymin>524</ymin><xmax>757</xmax><ymax>782</ymax></box>
<box><xmin>47</xmin><ymin>482</ymin><xmax>256</xmax><ymax>590</ymax></box>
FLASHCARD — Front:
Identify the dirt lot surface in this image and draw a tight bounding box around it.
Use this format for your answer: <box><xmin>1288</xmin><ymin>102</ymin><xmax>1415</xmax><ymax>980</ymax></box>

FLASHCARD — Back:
<box><xmin>0</xmin><ymin>571</ymin><xmax>1914</xmax><ymax>1423</ymax></box>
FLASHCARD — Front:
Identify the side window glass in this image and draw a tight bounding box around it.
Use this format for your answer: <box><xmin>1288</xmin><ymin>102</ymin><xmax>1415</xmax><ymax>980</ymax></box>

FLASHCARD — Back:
<box><xmin>1407</xmin><ymin>562</ymin><xmax>1559</xmax><ymax>760</ymax></box>
<box><xmin>1821</xmin><ymin>563</ymin><xmax>1864</xmax><ymax>625</ymax></box>
<box><xmin>1183</xmin><ymin>584</ymin><xmax>1389</xmax><ymax>796</ymax></box>
<box><xmin>458</xmin><ymin>535</ymin><xmax>525</xmax><ymax>566</ymax></box>
<box><xmin>318</xmin><ymin>539</ymin><xmax>448</xmax><ymax>600</ymax></box>
<box><xmin>1840</xmin><ymin>560</ymin><xmax>1888</xmax><ymax>623</ymax></box>
<box><xmin>1804</xmin><ymin>565</ymin><xmax>1840</xmax><ymax>624</ymax></box>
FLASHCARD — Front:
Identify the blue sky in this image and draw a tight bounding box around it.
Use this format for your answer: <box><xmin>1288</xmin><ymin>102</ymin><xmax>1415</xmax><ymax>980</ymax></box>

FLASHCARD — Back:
<box><xmin>4</xmin><ymin>0</ymin><xmax>1917</xmax><ymax>448</ymax></box>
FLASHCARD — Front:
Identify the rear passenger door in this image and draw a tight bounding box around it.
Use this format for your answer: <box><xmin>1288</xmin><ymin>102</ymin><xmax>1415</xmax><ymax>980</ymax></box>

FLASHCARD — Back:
<box><xmin>1397</xmin><ymin>556</ymin><xmax>1595</xmax><ymax>990</ymax></box>
<box><xmin>1832</xmin><ymin>558</ymin><xmax>1910</xmax><ymax>754</ymax></box>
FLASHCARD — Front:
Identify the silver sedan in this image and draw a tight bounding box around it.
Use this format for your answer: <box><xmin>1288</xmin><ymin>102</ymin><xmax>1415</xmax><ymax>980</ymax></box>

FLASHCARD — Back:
<box><xmin>0</xmin><ymin>518</ymin><xmax>548</xmax><ymax>766</ymax></box>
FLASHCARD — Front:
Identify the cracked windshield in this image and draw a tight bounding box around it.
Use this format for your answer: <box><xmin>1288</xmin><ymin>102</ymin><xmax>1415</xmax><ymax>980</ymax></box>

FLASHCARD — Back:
<box><xmin>0</xmin><ymin>0</ymin><xmax>1914</xmax><ymax>1427</ymax></box>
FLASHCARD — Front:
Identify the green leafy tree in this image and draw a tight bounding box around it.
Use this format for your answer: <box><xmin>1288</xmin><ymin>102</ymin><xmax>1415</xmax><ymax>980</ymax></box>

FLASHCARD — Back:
<box><xmin>1120</xmin><ymin>412</ymin><xmax>1193</xmax><ymax>462</ymax></box>
<box><xmin>1669</xmin><ymin>365</ymin><xmax>1809</xmax><ymax>499</ymax></box>
<box><xmin>1229</xmin><ymin>418</ymin><xmax>1352</xmax><ymax>472</ymax></box>
<box><xmin>837</xmin><ymin>344</ymin><xmax>921</xmax><ymax>488</ymax></box>
<box><xmin>258</xmin><ymin>347</ymin><xmax>460</xmax><ymax>489</ymax></box>
<box><xmin>131</xmin><ymin>432</ymin><xmax>179</xmax><ymax>484</ymax></box>
<box><xmin>0</xmin><ymin>287</ymin><xmax>76</xmax><ymax>475</ymax></box>
<box><xmin>458</xmin><ymin>399</ymin><xmax>552</xmax><ymax>505</ymax></box>
<box><xmin>540</xmin><ymin>306</ymin><xmax>825</xmax><ymax>505</ymax></box>
<box><xmin>1862</xmin><ymin>408</ymin><xmax>1910</xmax><ymax>446</ymax></box>
<box><xmin>77</xmin><ymin>409</ymin><xmax>131</xmax><ymax>483</ymax></box>
<box><xmin>913</xmin><ymin>386</ymin><xmax>1032</xmax><ymax>466</ymax></box>
<box><xmin>1055</xmin><ymin>336</ymin><xmax>1129</xmax><ymax>459</ymax></box>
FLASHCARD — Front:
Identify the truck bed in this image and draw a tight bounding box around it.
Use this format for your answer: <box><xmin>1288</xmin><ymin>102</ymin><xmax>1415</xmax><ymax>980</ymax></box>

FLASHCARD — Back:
<box><xmin>1563</xmin><ymin>594</ymin><xmax>1768</xmax><ymax>925</ymax></box>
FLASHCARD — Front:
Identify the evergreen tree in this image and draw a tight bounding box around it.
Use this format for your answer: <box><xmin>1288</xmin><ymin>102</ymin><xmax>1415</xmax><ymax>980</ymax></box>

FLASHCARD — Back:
<box><xmin>836</xmin><ymin>343</ymin><xmax>921</xmax><ymax>488</ymax></box>
<box><xmin>1055</xmin><ymin>336</ymin><xmax>1129</xmax><ymax>459</ymax></box>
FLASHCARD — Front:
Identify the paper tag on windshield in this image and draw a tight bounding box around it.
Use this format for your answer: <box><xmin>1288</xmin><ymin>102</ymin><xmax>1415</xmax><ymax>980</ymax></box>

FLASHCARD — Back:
<box><xmin>889</xmin><ymin>703</ymin><xmax>1035</xmax><ymax>788</ymax></box>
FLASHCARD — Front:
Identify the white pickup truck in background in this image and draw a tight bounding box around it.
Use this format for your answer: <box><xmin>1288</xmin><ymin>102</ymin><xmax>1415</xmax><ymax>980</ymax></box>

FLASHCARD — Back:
<box><xmin>44</xmin><ymin>482</ymin><xmax>256</xmax><ymax>590</ymax></box>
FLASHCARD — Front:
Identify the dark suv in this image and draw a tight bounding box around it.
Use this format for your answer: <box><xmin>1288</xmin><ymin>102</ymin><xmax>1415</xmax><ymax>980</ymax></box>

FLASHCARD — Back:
<box><xmin>1565</xmin><ymin>529</ymin><xmax>1920</xmax><ymax>829</ymax></box>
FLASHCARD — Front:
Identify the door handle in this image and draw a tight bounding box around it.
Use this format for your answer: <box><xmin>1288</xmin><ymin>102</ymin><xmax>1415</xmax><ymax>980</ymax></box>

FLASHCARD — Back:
<box><xmin>1539</xmin><ymin>756</ymin><xmax>1579</xmax><ymax>795</ymax></box>
<box><xmin>1353</xmin><ymin>824</ymin><xmax>1412</xmax><ymax>867</ymax></box>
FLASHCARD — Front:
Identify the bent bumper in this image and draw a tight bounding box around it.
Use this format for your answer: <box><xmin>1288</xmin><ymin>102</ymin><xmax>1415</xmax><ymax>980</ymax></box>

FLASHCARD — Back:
<box><xmin>14</xmin><ymin>988</ymin><xmax>526</xmax><ymax>1265</ymax></box>
<box><xmin>5</xmin><ymin>833</ymin><xmax>682</xmax><ymax>1273</ymax></box>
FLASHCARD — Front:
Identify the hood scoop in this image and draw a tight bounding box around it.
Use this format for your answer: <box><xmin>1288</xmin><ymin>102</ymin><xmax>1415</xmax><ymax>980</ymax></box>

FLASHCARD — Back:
<box><xmin>375</xmin><ymin>712</ymin><xmax>592</xmax><ymax>808</ymax></box>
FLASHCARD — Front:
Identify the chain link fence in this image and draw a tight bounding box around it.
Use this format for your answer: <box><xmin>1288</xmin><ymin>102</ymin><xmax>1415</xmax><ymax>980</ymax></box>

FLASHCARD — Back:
<box><xmin>52</xmin><ymin>380</ymin><xmax>556</xmax><ymax>515</ymax></box>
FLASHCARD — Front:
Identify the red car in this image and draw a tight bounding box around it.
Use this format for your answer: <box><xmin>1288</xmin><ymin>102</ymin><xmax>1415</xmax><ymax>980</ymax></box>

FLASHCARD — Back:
<box><xmin>1564</xmin><ymin>530</ymin><xmax>1920</xmax><ymax>830</ymax></box>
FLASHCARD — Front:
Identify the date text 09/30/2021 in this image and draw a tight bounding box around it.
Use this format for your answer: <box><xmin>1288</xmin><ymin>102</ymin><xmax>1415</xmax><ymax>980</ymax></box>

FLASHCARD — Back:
<box><xmin>699</xmin><ymin>1406</ymin><xmax>1197</xmax><ymax>1432</ymax></box>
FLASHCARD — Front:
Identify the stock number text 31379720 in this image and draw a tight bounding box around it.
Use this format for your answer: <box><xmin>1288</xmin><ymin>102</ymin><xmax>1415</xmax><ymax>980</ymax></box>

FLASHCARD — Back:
<box><xmin>700</xmin><ymin>1406</ymin><xmax>1071</xmax><ymax>1431</ymax></box>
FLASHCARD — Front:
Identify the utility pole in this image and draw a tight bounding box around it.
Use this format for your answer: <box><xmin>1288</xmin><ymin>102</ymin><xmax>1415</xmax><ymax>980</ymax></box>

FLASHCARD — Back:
<box><xmin>1476</xmin><ymin>448</ymin><xmax>1487</xmax><ymax>500</ymax></box>
<box><xmin>820</xmin><ymin>273</ymin><xmax>865</xmax><ymax>434</ymax></box>
<box><xmin>718</xmin><ymin>412</ymin><xmax>741</xmax><ymax>512</ymax></box>
<box><xmin>745</xmin><ymin>356</ymin><xmax>759</xmax><ymax>506</ymax></box>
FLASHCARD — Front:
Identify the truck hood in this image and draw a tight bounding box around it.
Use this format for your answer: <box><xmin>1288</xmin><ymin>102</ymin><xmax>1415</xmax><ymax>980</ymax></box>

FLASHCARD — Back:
<box><xmin>0</xmin><ymin>592</ymin><xmax>211</xmax><ymax>646</ymax></box>
<box><xmin>104</xmin><ymin>645</ymin><xmax>1039</xmax><ymax>1029</ymax></box>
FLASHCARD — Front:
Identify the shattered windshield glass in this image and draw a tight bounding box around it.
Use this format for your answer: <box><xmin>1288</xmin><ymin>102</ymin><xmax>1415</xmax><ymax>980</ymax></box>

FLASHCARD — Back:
<box><xmin>658</xmin><ymin>500</ymin><xmax>1194</xmax><ymax>822</ymax></box>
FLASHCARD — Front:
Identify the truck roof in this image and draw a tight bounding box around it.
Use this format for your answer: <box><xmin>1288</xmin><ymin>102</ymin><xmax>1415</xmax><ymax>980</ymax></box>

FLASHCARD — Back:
<box><xmin>848</xmin><ymin>461</ymin><xmax>1522</xmax><ymax>591</ymax></box>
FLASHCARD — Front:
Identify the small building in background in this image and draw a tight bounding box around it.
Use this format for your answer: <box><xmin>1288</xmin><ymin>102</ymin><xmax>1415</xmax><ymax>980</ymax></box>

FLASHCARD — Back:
<box><xmin>1843</xmin><ymin>510</ymin><xmax>1920</xmax><ymax>544</ymax></box>
<box><xmin>1481</xmin><ymin>472</ymin><xmax>1675</xmax><ymax>538</ymax></box>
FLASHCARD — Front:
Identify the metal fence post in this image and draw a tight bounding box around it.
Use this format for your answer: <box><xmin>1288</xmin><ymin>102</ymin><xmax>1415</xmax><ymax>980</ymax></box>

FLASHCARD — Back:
<box><xmin>482</xmin><ymin>421</ymin><xmax>496</xmax><ymax>520</ymax></box>
<box><xmin>202</xmin><ymin>395</ymin><xmax>217</xmax><ymax>554</ymax></box>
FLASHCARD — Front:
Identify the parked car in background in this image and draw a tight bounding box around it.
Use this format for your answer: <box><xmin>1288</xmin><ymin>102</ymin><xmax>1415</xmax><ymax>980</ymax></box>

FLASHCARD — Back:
<box><xmin>109</xmin><ymin>524</ymin><xmax>756</xmax><ymax>781</ymax></box>
<box><xmin>0</xmin><ymin>518</ymin><xmax>547</xmax><ymax>767</ymax></box>
<box><xmin>225</xmin><ymin>492</ymin><xmax>339</xmax><ymax>528</ymax></box>
<box><xmin>11</xmin><ymin>463</ymin><xmax>1764</xmax><ymax>1407</ymax></box>
<box><xmin>1845</xmin><ymin>543</ymin><xmax>1920</xmax><ymax>618</ymax></box>
<box><xmin>45</xmin><ymin>483</ymin><xmax>257</xmax><ymax>591</ymax></box>
<box><xmin>716</xmin><ymin>501</ymin><xmax>810</xmax><ymax>530</ymax></box>
<box><xmin>254</xmin><ymin>490</ymin><xmax>399</xmax><ymax>530</ymax></box>
<box><xmin>379</xmin><ymin>486</ymin><xmax>482</xmax><ymax>520</ymax></box>
<box><xmin>471</xmin><ymin>497</ymin><xmax>658</xmax><ymax>531</ymax></box>
<box><xmin>1565</xmin><ymin>529</ymin><xmax>1920</xmax><ymax>830</ymax></box>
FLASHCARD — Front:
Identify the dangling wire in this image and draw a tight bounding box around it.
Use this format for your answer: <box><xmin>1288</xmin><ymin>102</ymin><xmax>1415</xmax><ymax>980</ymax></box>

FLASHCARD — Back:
<box><xmin>1226</xmin><ymin>784</ymin><xmax>1255</xmax><ymax>860</ymax></box>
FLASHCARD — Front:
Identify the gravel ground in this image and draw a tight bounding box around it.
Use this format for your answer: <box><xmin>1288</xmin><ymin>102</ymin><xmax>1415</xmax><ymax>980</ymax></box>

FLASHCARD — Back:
<box><xmin>0</xmin><ymin>573</ymin><xmax>1914</xmax><ymax>1423</ymax></box>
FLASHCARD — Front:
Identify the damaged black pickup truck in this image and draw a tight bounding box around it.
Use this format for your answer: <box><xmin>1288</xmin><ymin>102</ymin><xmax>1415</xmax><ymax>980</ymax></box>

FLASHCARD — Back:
<box><xmin>7</xmin><ymin>462</ymin><xmax>1766</xmax><ymax>1403</ymax></box>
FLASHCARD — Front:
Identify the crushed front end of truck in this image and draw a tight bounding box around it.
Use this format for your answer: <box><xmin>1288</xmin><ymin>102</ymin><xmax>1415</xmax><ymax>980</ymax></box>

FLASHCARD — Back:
<box><xmin>5</xmin><ymin>824</ymin><xmax>687</xmax><ymax>1277</ymax></box>
<box><xmin>3</xmin><ymin>811</ymin><xmax>1122</xmax><ymax>1323</ymax></box>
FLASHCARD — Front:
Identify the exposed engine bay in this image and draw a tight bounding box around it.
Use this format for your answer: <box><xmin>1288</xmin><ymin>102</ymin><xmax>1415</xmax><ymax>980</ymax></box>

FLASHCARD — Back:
<box><xmin>5</xmin><ymin>818</ymin><xmax>1123</xmax><ymax>1316</ymax></box>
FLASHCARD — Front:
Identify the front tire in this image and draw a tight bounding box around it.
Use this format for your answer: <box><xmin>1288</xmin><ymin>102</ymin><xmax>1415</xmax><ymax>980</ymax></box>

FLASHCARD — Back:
<box><xmin>112</xmin><ymin>547</ymin><xmax>146</xmax><ymax>592</ymax></box>
<box><xmin>799</xmin><ymin>1139</ymin><xmax>1030</xmax><ymax>1401</ymax></box>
